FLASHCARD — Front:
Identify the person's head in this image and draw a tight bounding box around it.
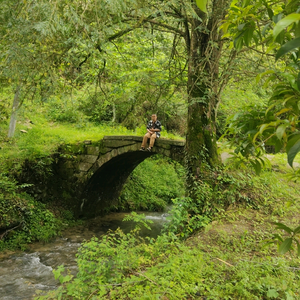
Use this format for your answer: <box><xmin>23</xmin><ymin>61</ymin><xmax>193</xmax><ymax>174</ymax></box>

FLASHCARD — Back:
<box><xmin>151</xmin><ymin>114</ymin><xmax>157</xmax><ymax>122</ymax></box>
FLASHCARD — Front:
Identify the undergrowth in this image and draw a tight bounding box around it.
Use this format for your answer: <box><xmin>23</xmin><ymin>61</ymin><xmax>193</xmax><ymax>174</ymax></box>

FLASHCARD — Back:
<box><xmin>34</xmin><ymin>161</ymin><xmax>300</xmax><ymax>299</ymax></box>
<box><xmin>117</xmin><ymin>156</ymin><xmax>185</xmax><ymax>211</ymax></box>
<box><xmin>35</xmin><ymin>219</ymin><xmax>300</xmax><ymax>300</ymax></box>
<box><xmin>0</xmin><ymin>173</ymin><xmax>73</xmax><ymax>251</ymax></box>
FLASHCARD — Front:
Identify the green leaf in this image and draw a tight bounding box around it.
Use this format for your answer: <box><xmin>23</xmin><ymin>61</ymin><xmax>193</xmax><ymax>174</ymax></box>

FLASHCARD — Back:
<box><xmin>267</xmin><ymin>288</ymin><xmax>279</xmax><ymax>298</ymax></box>
<box><xmin>294</xmin><ymin>225</ymin><xmax>300</xmax><ymax>234</ymax></box>
<box><xmin>238</xmin><ymin>23</ymin><xmax>246</xmax><ymax>31</ymax></box>
<box><xmin>297</xmin><ymin>72</ymin><xmax>300</xmax><ymax>91</ymax></box>
<box><xmin>242</xmin><ymin>0</ymin><xmax>251</xmax><ymax>7</ymax></box>
<box><xmin>272</xmin><ymin>13</ymin><xmax>283</xmax><ymax>24</ymax></box>
<box><xmin>262</xmin><ymin>23</ymin><xmax>271</xmax><ymax>36</ymax></box>
<box><xmin>272</xmin><ymin>222</ymin><xmax>293</xmax><ymax>234</ymax></box>
<box><xmin>259</xmin><ymin>123</ymin><xmax>269</xmax><ymax>134</ymax></box>
<box><xmin>273</xmin><ymin>13</ymin><xmax>300</xmax><ymax>38</ymax></box>
<box><xmin>276</xmin><ymin>37</ymin><xmax>300</xmax><ymax>60</ymax></box>
<box><xmin>274</xmin><ymin>139</ymin><xmax>284</xmax><ymax>153</ymax></box>
<box><xmin>250</xmin><ymin>160</ymin><xmax>261</xmax><ymax>175</ymax></box>
<box><xmin>267</xmin><ymin>8</ymin><xmax>274</xmax><ymax>20</ymax></box>
<box><xmin>296</xmin><ymin>239</ymin><xmax>300</xmax><ymax>257</ymax></box>
<box><xmin>275</xmin><ymin>31</ymin><xmax>285</xmax><ymax>45</ymax></box>
<box><xmin>287</xmin><ymin>139</ymin><xmax>300</xmax><ymax>167</ymax></box>
<box><xmin>272</xmin><ymin>233</ymin><xmax>283</xmax><ymax>243</ymax></box>
<box><xmin>275</xmin><ymin>108</ymin><xmax>292</xmax><ymax>116</ymax></box>
<box><xmin>296</xmin><ymin>22</ymin><xmax>300</xmax><ymax>38</ymax></box>
<box><xmin>244</xmin><ymin>27</ymin><xmax>254</xmax><ymax>47</ymax></box>
<box><xmin>286</xmin><ymin>133</ymin><xmax>300</xmax><ymax>153</ymax></box>
<box><xmin>196</xmin><ymin>0</ymin><xmax>207</xmax><ymax>13</ymax></box>
<box><xmin>234</xmin><ymin>30</ymin><xmax>246</xmax><ymax>51</ymax></box>
<box><xmin>278</xmin><ymin>237</ymin><xmax>293</xmax><ymax>254</ymax></box>
<box><xmin>256</xmin><ymin>69</ymin><xmax>275</xmax><ymax>84</ymax></box>
<box><xmin>276</xmin><ymin>124</ymin><xmax>288</xmax><ymax>140</ymax></box>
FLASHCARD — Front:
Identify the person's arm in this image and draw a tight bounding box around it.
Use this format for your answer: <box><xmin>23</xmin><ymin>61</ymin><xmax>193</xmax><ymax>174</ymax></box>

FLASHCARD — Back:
<box><xmin>146</xmin><ymin>121</ymin><xmax>153</xmax><ymax>134</ymax></box>
<box><xmin>151</xmin><ymin>121</ymin><xmax>161</xmax><ymax>132</ymax></box>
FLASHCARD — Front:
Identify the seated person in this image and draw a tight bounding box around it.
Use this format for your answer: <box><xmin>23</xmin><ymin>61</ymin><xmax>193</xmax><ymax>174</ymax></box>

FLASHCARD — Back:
<box><xmin>140</xmin><ymin>114</ymin><xmax>162</xmax><ymax>152</ymax></box>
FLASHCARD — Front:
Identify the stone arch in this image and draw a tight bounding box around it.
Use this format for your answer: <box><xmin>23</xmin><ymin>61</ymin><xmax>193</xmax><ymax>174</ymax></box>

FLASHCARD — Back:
<box><xmin>25</xmin><ymin>136</ymin><xmax>185</xmax><ymax>219</ymax></box>
<box><xmin>80</xmin><ymin>151</ymin><xmax>154</xmax><ymax>217</ymax></box>
<box><xmin>78</xmin><ymin>136</ymin><xmax>185</xmax><ymax>218</ymax></box>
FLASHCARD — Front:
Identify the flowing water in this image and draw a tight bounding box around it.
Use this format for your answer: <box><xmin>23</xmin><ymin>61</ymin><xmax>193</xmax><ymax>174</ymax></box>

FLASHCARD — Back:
<box><xmin>0</xmin><ymin>211</ymin><xmax>170</xmax><ymax>300</ymax></box>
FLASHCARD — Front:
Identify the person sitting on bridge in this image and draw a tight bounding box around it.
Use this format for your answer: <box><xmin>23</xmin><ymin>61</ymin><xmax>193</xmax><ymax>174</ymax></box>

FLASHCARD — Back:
<box><xmin>140</xmin><ymin>114</ymin><xmax>162</xmax><ymax>152</ymax></box>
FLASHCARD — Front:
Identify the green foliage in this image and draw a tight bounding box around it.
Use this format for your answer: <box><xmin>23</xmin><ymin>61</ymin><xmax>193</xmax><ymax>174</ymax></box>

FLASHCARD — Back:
<box><xmin>163</xmin><ymin>196</ymin><xmax>212</xmax><ymax>238</ymax></box>
<box><xmin>0</xmin><ymin>174</ymin><xmax>64</xmax><ymax>251</ymax></box>
<box><xmin>122</xmin><ymin>212</ymin><xmax>153</xmax><ymax>231</ymax></box>
<box><xmin>222</xmin><ymin>104</ymin><xmax>275</xmax><ymax>174</ymax></box>
<box><xmin>223</xmin><ymin>0</ymin><xmax>300</xmax><ymax>175</ymax></box>
<box><xmin>196</xmin><ymin>0</ymin><xmax>208</xmax><ymax>13</ymax></box>
<box><xmin>36</xmin><ymin>224</ymin><xmax>300</xmax><ymax>300</ymax></box>
<box><xmin>163</xmin><ymin>166</ymin><xmax>282</xmax><ymax>238</ymax></box>
<box><xmin>266</xmin><ymin>222</ymin><xmax>300</xmax><ymax>257</ymax></box>
<box><xmin>118</xmin><ymin>156</ymin><xmax>185</xmax><ymax>211</ymax></box>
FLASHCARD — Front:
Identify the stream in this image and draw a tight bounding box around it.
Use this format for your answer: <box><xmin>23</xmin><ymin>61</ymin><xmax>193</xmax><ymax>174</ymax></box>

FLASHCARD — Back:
<box><xmin>0</xmin><ymin>211</ymin><xmax>169</xmax><ymax>300</ymax></box>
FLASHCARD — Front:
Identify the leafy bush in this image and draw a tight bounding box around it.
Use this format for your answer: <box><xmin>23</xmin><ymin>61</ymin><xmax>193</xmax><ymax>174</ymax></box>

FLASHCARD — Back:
<box><xmin>0</xmin><ymin>174</ymin><xmax>64</xmax><ymax>251</ymax></box>
<box><xmin>163</xmin><ymin>165</ymin><xmax>292</xmax><ymax>238</ymax></box>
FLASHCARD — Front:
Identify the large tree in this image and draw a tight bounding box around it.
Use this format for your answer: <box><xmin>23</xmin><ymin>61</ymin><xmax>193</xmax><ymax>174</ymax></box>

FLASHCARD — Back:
<box><xmin>2</xmin><ymin>0</ymin><xmax>236</xmax><ymax>191</ymax></box>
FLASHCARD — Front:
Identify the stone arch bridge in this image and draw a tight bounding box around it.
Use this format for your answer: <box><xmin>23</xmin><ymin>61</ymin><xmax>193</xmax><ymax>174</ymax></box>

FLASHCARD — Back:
<box><xmin>40</xmin><ymin>136</ymin><xmax>185</xmax><ymax>218</ymax></box>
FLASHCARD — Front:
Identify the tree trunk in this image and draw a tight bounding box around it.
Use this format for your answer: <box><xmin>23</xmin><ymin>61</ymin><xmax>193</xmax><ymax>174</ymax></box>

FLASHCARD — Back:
<box><xmin>112</xmin><ymin>103</ymin><xmax>116</xmax><ymax>123</ymax></box>
<box><xmin>8</xmin><ymin>85</ymin><xmax>21</xmax><ymax>138</ymax></box>
<box><xmin>185</xmin><ymin>1</ymin><xmax>229</xmax><ymax>186</ymax></box>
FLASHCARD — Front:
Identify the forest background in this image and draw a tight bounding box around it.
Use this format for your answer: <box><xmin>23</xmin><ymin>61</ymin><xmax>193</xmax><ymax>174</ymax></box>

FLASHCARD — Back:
<box><xmin>1</xmin><ymin>0</ymin><xmax>300</xmax><ymax>299</ymax></box>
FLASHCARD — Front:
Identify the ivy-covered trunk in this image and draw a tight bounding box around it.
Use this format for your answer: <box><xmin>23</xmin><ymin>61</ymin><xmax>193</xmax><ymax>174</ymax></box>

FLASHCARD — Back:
<box><xmin>185</xmin><ymin>1</ymin><xmax>229</xmax><ymax>190</ymax></box>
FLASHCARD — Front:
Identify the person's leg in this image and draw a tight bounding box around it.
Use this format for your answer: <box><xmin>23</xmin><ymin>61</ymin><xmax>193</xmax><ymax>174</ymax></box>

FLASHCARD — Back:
<box><xmin>141</xmin><ymin>132</ymin><xmax>151</xmax><ymax>148</ymax></box>
<box><xmin>149</xmin><ymin>133</ymin><xmax>156</xmax><ymax>148</ymax></box>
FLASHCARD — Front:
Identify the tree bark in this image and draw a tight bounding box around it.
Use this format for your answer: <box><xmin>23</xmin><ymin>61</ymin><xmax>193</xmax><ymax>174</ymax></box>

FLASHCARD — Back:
<box><xmin>8</xmin><ymin>85</ymin><xmax>21</xmax><ymax>138</ymax></box>
<box><xmin>185</xmin><ymin>1</ymin><xmax>229</xmax><ymax>183</ymax></box>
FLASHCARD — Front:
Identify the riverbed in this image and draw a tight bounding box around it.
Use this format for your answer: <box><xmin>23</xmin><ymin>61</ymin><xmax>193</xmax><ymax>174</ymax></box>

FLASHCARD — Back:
<box><xmin>0</xmin><ymin>211</ymin><xmax>169</xmax><ymax>300</ymax></box>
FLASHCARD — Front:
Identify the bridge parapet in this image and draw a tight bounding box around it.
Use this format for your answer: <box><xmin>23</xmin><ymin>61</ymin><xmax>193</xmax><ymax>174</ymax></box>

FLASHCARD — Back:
<box><xmin>64</xmin><ymin>135</ymin><xmax>185</xmax><ymax>178</ymax></box>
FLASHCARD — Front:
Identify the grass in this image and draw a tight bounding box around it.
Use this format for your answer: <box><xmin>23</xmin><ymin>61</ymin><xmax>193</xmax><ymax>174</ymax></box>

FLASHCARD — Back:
<box><xmin>0</xmin><ymin>108</ymin><xmax>183</xmax><ymax>173</ymax></box>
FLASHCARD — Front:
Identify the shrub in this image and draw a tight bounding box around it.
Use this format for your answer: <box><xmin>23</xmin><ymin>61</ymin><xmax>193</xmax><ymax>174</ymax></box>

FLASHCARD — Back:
<box><xmin>117</xmin><ymin>156</ymin><xmax>185</xmax><ymax>211</ymax></box>
<box><xmin>0</xmin><ymin>174</ymin><xmax>64</xmax><ymax>251</ymax></box>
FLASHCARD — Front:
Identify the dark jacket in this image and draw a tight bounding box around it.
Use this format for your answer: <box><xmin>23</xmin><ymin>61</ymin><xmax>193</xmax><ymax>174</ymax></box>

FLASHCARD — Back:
<box><xmin>147</xmin><ymin>120</ymin><xmax>162</xmax><ymax>138</ymax></box>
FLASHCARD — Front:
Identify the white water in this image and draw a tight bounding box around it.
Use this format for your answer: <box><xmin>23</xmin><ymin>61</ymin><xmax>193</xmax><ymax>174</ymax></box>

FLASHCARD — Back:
<box><xmin>0</xmin><ymin>211</ymin><xmax>169</xmax><ymax>300</ymax></box>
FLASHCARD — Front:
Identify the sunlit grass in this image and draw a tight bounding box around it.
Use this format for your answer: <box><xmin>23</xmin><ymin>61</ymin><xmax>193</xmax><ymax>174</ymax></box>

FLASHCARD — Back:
<box><xmin>0</xmin><ymin>113</ymin><xmax>184</xmax><ymax>172</ymax></box>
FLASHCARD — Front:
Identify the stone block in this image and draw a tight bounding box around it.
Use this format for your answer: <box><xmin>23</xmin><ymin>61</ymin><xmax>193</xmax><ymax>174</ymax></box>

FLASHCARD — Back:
<box><xmin>96</xmin><ymin>154</ymin><xmax>110</xmax><ymax>168</ymax></box>
<box><xmin>103</xmin><ymin>135</ymin><xmax>143</xmax><ymax>142</ymax></box>
<box><xmin>80</xmin><ymin>155</ymin><xmax>98</xmax><ymax>164</ymax></box>
<box><xmin>88</xmin><ymin>163</ymin><xmax>99</xmax><ymax>175</ymax></box>
<box><xmin>104</xmin><ymin>140</ymin><xmax>136</xmax><ymax>148</ymax></box>
<box><xmin>87</xmin><ymin>146</ymin><xmax>100</xmax><ymax>156</ymax></box>
<box><xmin>78</xmin><ymin>162</ymin><xmax>93</xmax><ymax>172</ymax></box>
<box><xmin>117</xmin><ymin>147</ymin><xmax>125</xmax><ymax>155</ymax></box>
<box><xmin>156</xmin><ymin>141</ymin><xmax>171</xmax><ymax>150</ymax></box>
<box><xmin>110</xmin><ymin>149</ymin><xmax>118</xmax><ymax>158</ymax></box>
<box><xmin>99</xmin><ymin>147</ymin><xmax>111</xmax><ymax>154</ymax></box>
